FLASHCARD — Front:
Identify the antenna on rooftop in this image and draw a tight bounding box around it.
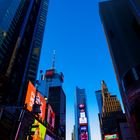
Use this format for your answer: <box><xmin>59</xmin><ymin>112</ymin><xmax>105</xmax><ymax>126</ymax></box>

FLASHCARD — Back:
<box><xmin>52</xmin><ymin>50</ymin><xmax>56</xmax><ymax>69</ymax></box>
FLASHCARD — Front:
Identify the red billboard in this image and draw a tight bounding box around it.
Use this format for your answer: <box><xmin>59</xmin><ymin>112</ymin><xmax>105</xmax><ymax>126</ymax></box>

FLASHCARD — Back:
<box><xmin>25</xmin><ymin>81</ymin><xmax>46</xmax><ymax>121</ymax></box>
<box><xmin>36</xmin><ymin>92</ymin><xmax>46</xmax><ymax>121</ymax></box>
<box><xmin>47</xmin><ymin>104</ymin><xmax>55</xmax><ymax>128</ymax></box>
<box><xmin>80</xmin><ymin>132</ymin><xmax>88</xmax><ymax>140</ymax></box>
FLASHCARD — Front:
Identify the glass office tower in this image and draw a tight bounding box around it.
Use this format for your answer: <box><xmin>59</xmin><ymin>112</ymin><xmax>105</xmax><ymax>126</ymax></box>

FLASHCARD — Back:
<box><xmin>75</xmin><ymin>87</ymin><xmax>91</xmax><ymax>140</ymax></box>
<box><xmin>99</xmin><ymin>0</ymin><xmax>140</xmax><ymax>139</ymax></box>
<box><xmin>0</xmin><ymin>0</ymin><xmax>49</xmax><ymax>106</ymax></box>
<box><xmin>38</xmin><ymin>69</ymin><xmax>66</xmax><ymax>140</ymax></box>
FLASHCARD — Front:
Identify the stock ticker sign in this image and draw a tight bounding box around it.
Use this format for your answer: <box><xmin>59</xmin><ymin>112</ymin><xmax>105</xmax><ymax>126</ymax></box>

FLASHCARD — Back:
<box><xmin>25</xmin><ymin>81</ymin><xmax>46</xmax><ymax>121</ymax></box>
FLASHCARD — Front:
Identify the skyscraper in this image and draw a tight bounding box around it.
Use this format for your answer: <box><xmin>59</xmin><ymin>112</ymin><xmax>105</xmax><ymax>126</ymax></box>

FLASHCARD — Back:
<box><xmin>95</xmin><ymin>81</ymin><xmax>123</xmax><ymax>140</ymax></box>
<box><xmin>0</xmin><ymin>0</ymin><xmax>28</xmax><ymax>75</ymax></box>
<box><xmin>75</xmin><ymin>87</ymin><xmax>91</xmax><ymax>140</ymax></box>
<box><xmin>99</xmin><ymin>0</ymin><xmax>140</xmax><ymax>139</ymax></box>
<box><xmin>0</xmin><ymin>0</ymin><xmax>49</xmax><ymax>106</ymax></box>
<box><xmin>38</xmin><ymin>68</ymin><xmax>66</xmax><ymax>140</ymax></box>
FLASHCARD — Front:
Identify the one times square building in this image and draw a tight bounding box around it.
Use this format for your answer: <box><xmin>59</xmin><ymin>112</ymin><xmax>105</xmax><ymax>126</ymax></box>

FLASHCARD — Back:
<box><xmin>99</xmin><ymin>0</ymin><xmax>140</xmax><ymax>139</ymax></box>
<box><xmin>74</xmin><ymin>87</ymin><xmax>91</xmax><ymax>140</ymax></box>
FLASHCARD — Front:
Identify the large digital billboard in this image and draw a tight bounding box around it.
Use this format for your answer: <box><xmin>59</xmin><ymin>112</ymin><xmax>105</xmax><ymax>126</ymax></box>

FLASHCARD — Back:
<box><xmin>47</xmin><ymin>104</ymin><xmax>55</xmax><ymax>128</ymax></box>
<box><xmin>104</xmin><ymin>134</ymin><xmax>119</xmax><ymax>140</ymax></box>
<box><xmin>79</xmin><ymin>117</ymin><xmax>87</xmax><ymax>125</ymax></box>
<box><xmin>31</xmin><ymin>119</ymin><xmax>46</xmax><ymax>140</ymax></box>
<box><xmin>25</xmin><ymin>81</ymin><xmax>36</xmax><ymax>111</ymax></box>
<box><xmin>25</xmin><ymin>81</ymin><xmax>46</xmax><ymax>121</ymax></box>
<box><xmin>80</xmin><ymin>132</ymin><xmax>88</xmax><ymax>140</ymax></box>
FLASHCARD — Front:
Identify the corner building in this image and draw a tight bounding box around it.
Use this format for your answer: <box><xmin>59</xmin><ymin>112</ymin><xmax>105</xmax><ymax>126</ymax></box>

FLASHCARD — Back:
<box><xmin>99</xmin><ymin>0</ymin><xmax>140</xmax><ymax>139</ymax></box>
<box><xmin>75</xmin><ymin>87</ymin><xmax>91</xmax><ymax>140</ymax></box>
<box><xmin>96</xmin><ymin>81</ymin><xmax>123</xmax><ymax>140</ymax></box>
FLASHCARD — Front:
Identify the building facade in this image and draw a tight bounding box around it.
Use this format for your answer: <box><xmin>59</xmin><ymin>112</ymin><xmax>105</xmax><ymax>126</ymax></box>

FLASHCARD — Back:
<box><xmin>38</xmin><ymin>68</ymin><xmax>66</xmax><ymax>140</ymax></box>
<box><xmin>95</xmin><ymin>81</ymin><xmax>123</xmax><ymax>140</ymax></box>
<box><xmin>0</xmin><ymin>0</ymin><xmax>49</xmax><ymax>106</ymax></box>
<box><xmin>99</xmin><ymin>0</ymin><xmax>140</xmax><ymax>139</ymax></box>
<box><xmin>75</xmin><ymin>87</ymin><xmax>91</xmax><ymax>140</ymax></box>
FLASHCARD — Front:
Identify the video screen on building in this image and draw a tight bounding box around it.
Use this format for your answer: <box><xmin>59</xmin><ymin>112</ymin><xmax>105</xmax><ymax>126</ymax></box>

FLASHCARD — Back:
<box><xmin>80</xmin><ymin>132</ymin><xmax>88</xmax><ymax>140</ymax></box>
<box><xmin>25</xmin><ymin>81</ymin><xmax>46</xmax><ymax>121</ymax></box>
<box><xmin>45</xmin><ymin>135</ymin><xmax>54</xmax><ymax>140</ymax></box>
<box><xmin>80</xmin><ymin>126</ymin><xmax>87</xmax><ymax>132</ymax></box>
<box><xmin>104</xmin><ymin>134</ymin><xmax>119</xmax><ymax>140</ymax></box>
<box><xmin>47</xmin><ymin>104</ymin><xmax>55</xmax><ymax>128</ymax></box>
<box><xmin>25</xmin><ymin>81</ymin><xmax>36</xmax><ymax>111</ymax></box>
<box><xmin>31</xmin><ymin>119</ymin><xmax>46</xmax><ymax>140</ymax></box>
<box><xmin>79</xmin><ymin>117</ymin><xmax>87</xmax><ymax>126</ymax></box>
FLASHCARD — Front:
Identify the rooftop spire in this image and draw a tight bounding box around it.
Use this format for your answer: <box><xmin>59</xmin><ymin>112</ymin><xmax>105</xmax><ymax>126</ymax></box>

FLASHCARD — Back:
<box><xmin>101</xmin><ymin>80</ymin><xmax>108</xmax><ymax>93</ymax></box>
<box><xmin>52</xmin><ymin>50</ymin><xmax>56</xmax><ymax>69</ymax></box>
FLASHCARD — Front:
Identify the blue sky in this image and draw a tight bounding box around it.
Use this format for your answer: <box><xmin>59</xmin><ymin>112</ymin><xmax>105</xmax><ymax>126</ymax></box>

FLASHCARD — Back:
<box><xmin>38</xmin><ymin>0</ymin><xmax>123</xmax><ymax>140</ymax></box>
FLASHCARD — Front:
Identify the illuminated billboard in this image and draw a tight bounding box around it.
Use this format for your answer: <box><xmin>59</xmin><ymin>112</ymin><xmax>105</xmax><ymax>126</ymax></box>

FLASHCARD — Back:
<box><xmin>36</xmin><ymin>92</ymin><xmax>46</xmax><ymax>121</ymax></box>
<box><xmin>47</xmin><ymin>104</ymin><xmax>55</xmax><ymax>128</ymax></box>
<box><xmin>25</xmin><ymin>81</ymin><xmax>46</xmax><ymax>121</ymax></box>
<box><xmin>31</xmin><ymin>119</ymin><xmax>46</xmax><ymax>140</ymax></box>
<box><xmin>104</xmin><ymin>134</ymin><xmax>119</xmax><ymax>140</ymax></box>
<box><xmin>80</xmin><ymin>112</ymin><xmax>85</xmax><ymax>118</ymax></box>
<box><xmin>79</xmin><ymin>104</ymin><xmax>85</xmax><ymax>109</ymax></box>
<box><xmin>79</xmin><ymin>117</ymin><xmax>87</xmax><ymax>125</ymax></box>
<box><xmin>25</xmin><ymin>81</ymin><xmax>36</xmax><ymax>111</ymax></box>
<box><xmin>46</xmin><ymin>69</ymin><xmax>54</xmax><ymax>77</ymax></box>
<box><xmin>45</xmin><ymin>135</ymin><xmax>54</xmax><ymax>140</ymax></box>
<box><xmin>80</xmin><ymin>132</ymin><xmax>88</xmax><ymax>140</ymax></box>
<box><xmin>80</xmin><ymin>126</ymin><xmax>87</xmax><ymax>131</ymax></box>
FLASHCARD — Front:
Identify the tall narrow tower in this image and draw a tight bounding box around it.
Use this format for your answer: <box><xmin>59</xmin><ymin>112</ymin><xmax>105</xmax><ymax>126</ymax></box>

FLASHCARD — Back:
<box><xmin>75</xmin><ymin>87</ymin><xmax>91</xmax><ymax>140</ymax></box>
<box><xmin>37</xmin><ymin>56</ymin><xmax>66</xmax><ymax>140</ymax></box>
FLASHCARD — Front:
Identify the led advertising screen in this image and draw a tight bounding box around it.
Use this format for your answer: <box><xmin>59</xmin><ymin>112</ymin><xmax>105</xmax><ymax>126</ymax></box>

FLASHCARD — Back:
<box><xmin>80</xmin><ymin>112</ymin><xmax>86</xmax><ymax>118</ymax></box>
<box><xmin>45</xmin><ymin>135</ymin><xmax>54</xmax><ymax>140</ymax></box>
<box><xmin>80</xmin><ymin>132</ymin><xmax>88</xmax><ymax>140</ymax></box>
<box><xmin>104</xmin><ymin>134</ymin><xmax>119</xmax><ymax>140</ymax></box>
<box><xmin>79</xmin><ymin>117</ymin><xmax>87</xmax><ymax>125</ymax></box>
<box><xmin>31</xmin><ymin>119</ymin><xmax>46</xmax><ymax>140</ymax></box>
<box><xmin>79</xmin><ymin>104</ymin><xmax>85</xmax><ymax>109</ymax></box>
<box><xmin>25</xmin><ymin>81</ymin><xmax>46</xmax><ymax>121</ymax></box>
<box><xmin>46</xmin><ymin>69</ymin><xmax>54</xmax><ymax>77</ymax></box>
<box><xmin>47</xmin><ymin>104</ymin><xmax>55</xmax><ymax>128</ymax></box>
<box><xmin>36</xmin><ymin>92</ymin><xmax>46</xmax><ymax>121</ymax></box>
<box><xmin>25</xmin><ymin>81</ymin><xmax>36</xmax><ymax>111</ymax></box>
<box><xmin>80</xmin><ymin>126</ymin><xmax>87</xmax><ymax>132</ymax></box>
